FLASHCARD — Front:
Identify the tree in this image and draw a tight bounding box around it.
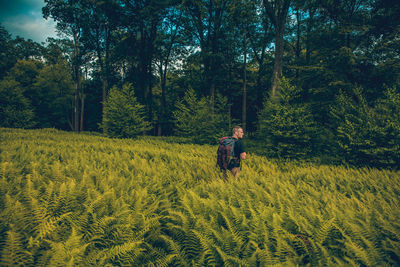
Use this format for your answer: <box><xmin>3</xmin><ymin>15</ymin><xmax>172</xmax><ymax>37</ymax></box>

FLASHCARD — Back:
<box><xmin>44</xmin><ymin>38</ymin><xmax>73</xmax><ymax>65</ymax></box>
<box><xmin>0</xmin><ymin>25</ymin><xmax>17</xmax><ymax>80</ymax></box>
<box><xmin>154</xmin><ymin>6</ymin><xmax>187</xmax><ymax>136</ymax></box>
<box><xmin>33</xmin><ymin>61</ymin><xmax>75</xmax><ymax>130</ymax></box>
<box><xmin>230</xmin><ymin>0</ymin><xmax>258</xmax><ymax>133</ymax></box>
<box><xmin>120</xmin><ymin>0</ymin><xmax>173</xmax><ymax>133</ymax></box>
<box><xmin>0</xmin><ymin>79</ymin><xmax>35</xmax><ymax>128</ymax></box>
<box><xmin>5</xmin><ymin>59</ymin><xmax>43</xmax><ymax>119</ymax></box>
<box><xmin>43</xmin><ymin>0</ymin><xmax>86</xmax><ymax>132</ymax></box>
<box><xmin>11</xmin><ymin>37</ymin><xmax>44</xmax><ymax>61</ymax></box>
<box><xmin>80</xmin><ymin>0</ymin><xmax>120</xmax><ymax>116</ymax></box>
<box><xmin>173</xmin><ymin>88</ymin><xmax>229</xmax><ymax>144</ymax></box>
<box><xmin>258</xmin><ymin>77</ymin><xmax>318</xmax><ymax>159</ymax></box>
<box><xmin>331</xmin><ymin>86</ymin><xmax>400</xmax><ymax>168</ymax></box>
<box><xmin>366</xmin><ymin>0</ymin><xmax>400</xmax><ymax>90</ymax></box>
<box><xmin>262</xmin><ymin>0</ymin><xmax>292</xmax><ymax>97</ymax></box>
<box><xmin>247</xmin><ymin>3</ymin><xmax>274</xmax><ymax>112</ymax></box>
<box><xmin>318</xmin><ymin>0</ymin><xmax>369</xmax><ymax>49</ymax></box>
<box><xmin>101</xmin><ymin>83</ymin><xmax>152</xmax><ymax>138</ymax></box>
<box><xmin>182</xmin><ymin>0</ymin><xmax>231</xmax><ymax>110</ymax></box>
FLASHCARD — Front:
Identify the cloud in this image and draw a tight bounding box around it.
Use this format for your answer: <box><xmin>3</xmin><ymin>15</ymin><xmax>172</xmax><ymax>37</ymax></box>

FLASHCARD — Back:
<box><xmin>2</xmin><ymin>15</ymin><xmax>58</xmax><ymax>43</ymax></box>
<box><xmin>0</xmin><ymin>0</ymin><xmax>43</xmax><ymax>17</ymax></box>
<box><xmin>0</xmin><ymin>0</ymin><xmax>58</xmax><ymax>43</ymax></box>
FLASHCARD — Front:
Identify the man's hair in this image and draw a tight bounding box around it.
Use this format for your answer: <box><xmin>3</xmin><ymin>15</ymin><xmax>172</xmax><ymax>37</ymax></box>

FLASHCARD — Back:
<box><xmin>232</xmin><ymin>126</ymin><xmax>243</xmax><ymax>135</ymax></box>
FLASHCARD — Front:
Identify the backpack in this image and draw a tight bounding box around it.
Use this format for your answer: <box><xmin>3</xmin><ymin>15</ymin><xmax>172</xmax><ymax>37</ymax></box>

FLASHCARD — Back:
<box><xmin>217</xmin><ymin>137</ymin><xmax>237</xmax><ymax>170</ymax></box>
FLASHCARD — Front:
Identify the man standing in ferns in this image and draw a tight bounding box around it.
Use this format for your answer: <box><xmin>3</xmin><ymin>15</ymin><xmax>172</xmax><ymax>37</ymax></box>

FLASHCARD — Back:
<box><xmin>225</xmin><ymin>126</ymin><xmax>246</xmax><ymax>180</ymax></box>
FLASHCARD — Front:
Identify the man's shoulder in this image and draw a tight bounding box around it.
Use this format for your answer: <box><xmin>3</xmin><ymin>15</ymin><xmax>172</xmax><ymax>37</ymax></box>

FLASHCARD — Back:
<box><xmin>235</xmin><ymin>139</ymin><xmax>245</xmax><ymax>151</ymax></box>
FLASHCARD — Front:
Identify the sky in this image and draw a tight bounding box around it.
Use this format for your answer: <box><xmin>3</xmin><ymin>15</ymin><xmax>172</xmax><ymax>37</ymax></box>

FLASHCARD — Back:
<box><xmin>0</xmin><ymin>0</ymin><xmax>58</xmax><ymax>43</ymax></box>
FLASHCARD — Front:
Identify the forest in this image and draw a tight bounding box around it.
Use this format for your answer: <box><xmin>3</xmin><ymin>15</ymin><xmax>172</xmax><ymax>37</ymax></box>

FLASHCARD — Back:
<box><xmin>1</xmin><ymin>0</ymin><xmax>400</xmax><ymax>168</ymax></box>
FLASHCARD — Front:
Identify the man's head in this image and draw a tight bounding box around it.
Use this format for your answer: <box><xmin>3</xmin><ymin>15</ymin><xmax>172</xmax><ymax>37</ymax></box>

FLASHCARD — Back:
<box><xmin>232</xmin><ymin>126</ymin><xmax>244</xmax><ymax>139</ymax></box>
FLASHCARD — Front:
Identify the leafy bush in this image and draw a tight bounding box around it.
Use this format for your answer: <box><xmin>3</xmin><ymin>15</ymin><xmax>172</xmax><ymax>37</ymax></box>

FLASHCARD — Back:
<box><xmin>173</xmin><ymin>88</ymin><xmax>229</xmax><ymax>144</ymax></box>
<box><xmin>100</xmin><ymin>83</ymin><xmax>151</xmax><ymax>138</ymax></box>
<box><xmin>331</xmin><ymin>86</ymin><xmax>400</xmax><ymax>168</ymax></box>
<box><xmin>258</xmin><ymin>77</ymin><xmax>319</xmax><ymax>159</ymax></box>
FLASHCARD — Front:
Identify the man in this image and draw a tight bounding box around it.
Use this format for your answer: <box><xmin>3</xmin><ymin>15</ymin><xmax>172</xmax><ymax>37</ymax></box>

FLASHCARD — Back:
<box><xmin>224</xmin><ymin>126</ymin><xmax>246</xmax><ymax>180</ymax></box>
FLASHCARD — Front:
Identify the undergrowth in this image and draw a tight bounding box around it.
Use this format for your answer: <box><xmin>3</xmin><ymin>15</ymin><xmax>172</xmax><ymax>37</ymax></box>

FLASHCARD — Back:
<box><xmin>0</xmin><ymin>128</ymin><xmax>399</xmax><ymax>266</ymax></box>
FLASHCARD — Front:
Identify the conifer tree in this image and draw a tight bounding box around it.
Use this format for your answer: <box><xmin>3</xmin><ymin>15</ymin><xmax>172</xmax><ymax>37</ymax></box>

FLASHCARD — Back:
<box><xmin>173</xmin><ymin>88</ymin><xmax>229</xmax><ymax>144</ymax></box>
<box><xmin>331</xmin><ymin>86</ymin><xmax>400</xmax><ymax>168</ymax></box>
<box><xmin>101</xmin><ymin>83</ymin><xmax>151</xmax><ymax>138</ymax></box>
<box><xmin>258</xmin><ymin>77</ymin><xmax>318</xmax><ymax>159</ymax></box>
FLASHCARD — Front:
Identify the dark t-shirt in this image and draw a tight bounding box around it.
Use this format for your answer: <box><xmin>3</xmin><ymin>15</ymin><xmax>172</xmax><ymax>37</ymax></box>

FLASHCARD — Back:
<box><xmin>229</xmin><ymin>139</ymin><xmax>245</xmax><ymax>169</ymax></box>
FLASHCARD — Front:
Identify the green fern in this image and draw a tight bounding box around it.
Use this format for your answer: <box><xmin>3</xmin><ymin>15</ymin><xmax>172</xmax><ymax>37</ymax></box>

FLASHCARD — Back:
<box><xmin>0</xmin><ymin>228</ymin><xmax>33</xmax><ymax>266</ymax></box>
<box><xmin>159</xmin><ymin>234</ymin><xmax>190</xmax><ymax>266</ymax></box>
<box><xmin>47</xmin><ymin>228</ymin><xmax>89</xmax><ymax>267</ymax></box>
<box><xmin>1</xmin><ymin>128</ymin><xmax>400</xmax><ymax>265</ymax></box>
<box><xmin>100</xmin><ymin>240</ymin><xmax>144</xmax><ymax>265</ymax></box>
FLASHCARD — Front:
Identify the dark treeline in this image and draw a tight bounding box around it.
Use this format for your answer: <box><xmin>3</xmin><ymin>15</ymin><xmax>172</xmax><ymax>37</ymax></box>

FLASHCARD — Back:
<box><xmin>1</xmin><ymin>0</ymin><xmax>400</xmax><ymax>168</ymax></box>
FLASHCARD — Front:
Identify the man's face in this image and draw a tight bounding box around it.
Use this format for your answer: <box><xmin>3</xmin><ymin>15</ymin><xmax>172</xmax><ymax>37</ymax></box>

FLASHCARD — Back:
<box><xmin>236</xmin><ymin>128</ymin><xmax>244</xmax><ymax>139</ymax></box>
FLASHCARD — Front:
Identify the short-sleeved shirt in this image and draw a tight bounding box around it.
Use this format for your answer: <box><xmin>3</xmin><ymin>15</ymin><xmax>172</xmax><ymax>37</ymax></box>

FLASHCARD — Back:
<box><xmin>229</xmin><ymin>139</ymin><xmax>245</xmax><ymax>169</ymax></box>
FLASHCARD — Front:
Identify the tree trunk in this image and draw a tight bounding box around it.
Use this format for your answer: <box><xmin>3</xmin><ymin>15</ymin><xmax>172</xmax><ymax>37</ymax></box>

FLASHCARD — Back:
<box><xmin>256</xmin><ymin>61</ymin><xmax>265</xmax><ymax>110</ymax></box>
<box><xmin>80</xmin><ymin>93</ymin><xmax>85</xmax><ymax>131</ymax></box>
<box><xmin>296</xmin><ymin>8</ymin><xmax>301</xmax><ymax>79</ymax></box>
<box><xmin>148</xmin><ymin>57</ymin><xmax>153</xmax><ymax>135</ymax></box>
<box><xmin>102</xmin><ymin>29</ymin><xmax>110</xmax><ymax>117</ymax></box>
<box><xmin>263</xmin><ymin>0</ymin><xmax>291</xmax><ymax>98</ymax></box>
<box><xmin>306</xmin><ymin>8</ymin><xmax>315</xmax><ymax>65</ymax></box>
<box><xmin>242</xmin><ymin>36</ymin><xmax>247</xmax><ymax>132</ymax></box>
<box><xmin>210</xmin><ymin>80</ymin><xmax>215</xmax><ymax>114</ymax></box>
<box><xmin>68</xmin><ymin>116</ymin><xmax>73</xmax><ymax>131</ymax></box>
<box><xmin>249</xmin><ymin>32</ymin><xmax>267</xmax><ymax>112</ymax></box>
<box><xmin>102</xmin><ymin>79</ymin><xmax>107</xmax><ymax>110</ymax></box>
<box><xmin>74</xmin><ymin>84</ymin><xmax>79</xmax><ymax>132</ymax></box>
<box><xmin>73</xmin><ymin>31</ymin><xmax>80</xmax><ymax>132</ymax></box>
<box><xmin>95</xmin><ymin>27</ymin><xmax>109</xmax><ymax>119</ymax></box>
<box><xmin>271</xmin><ymin>25</ymin><xmax>284</xmax><ymax>97</ymax></box>
<box><xmin>160</xmin><ymin>64</ymin><xmax>167</xmax><ymax>136</ymax></box>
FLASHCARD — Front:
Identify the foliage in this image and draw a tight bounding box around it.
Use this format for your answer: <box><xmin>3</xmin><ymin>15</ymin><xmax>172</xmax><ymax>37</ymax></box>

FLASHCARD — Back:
<box><xmin>1</xmin><ymin>59</ymin><xmax>75</xmax><ymax>130</ymax></box>
<box><xmin>0</xmin><ymin>25</ymin><xmax>17</xmax><ymax>80</ymax></box>
<box><xmin>331</xmin><ymin>86</ymin><xmax>400</xmax><ymax>169</ymax></box>
<box><xmin>0</xmin><ymin>79</ymin><xmax>35</xmax><ymax>128</ymax></box>
<box><xmin>173</xmin><ymin>88</ymin><xmax>230</xmax><ymax>144</ymax></box>
<box><xmin>100</xmin><ymin>83</ymin><xmax>152</xmax><ymax>138</ymax></box>
<box><xmin>6</xmin><ymin>59</ymin><xmax>42</xmax><ymax>90</ymax></box>
<box><xmin>1</xmin><ymin>1</ymin><xmax>400</xmax><ymax>169</ymax></box>
<box><xmin>0</xmin><ymin>128</ymin><xmax>399</xmax><ymax>266</ymax></box>
<box><xmin>258</xmin><ymin>77</ymin><xmax>319</xmax><ymax>159</ymax></box>
<box><xmin>33</xmin><ymin>60</ymin><xmax>75</xmax><ymax>129</ymax></box>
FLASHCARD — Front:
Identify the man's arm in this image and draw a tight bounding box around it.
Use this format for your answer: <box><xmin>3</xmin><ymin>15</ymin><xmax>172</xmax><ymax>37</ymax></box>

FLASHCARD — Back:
<box><xmin>239</xmin><ymin>141</ymin><xmax>246</xmax><ymax>160</ymax></box>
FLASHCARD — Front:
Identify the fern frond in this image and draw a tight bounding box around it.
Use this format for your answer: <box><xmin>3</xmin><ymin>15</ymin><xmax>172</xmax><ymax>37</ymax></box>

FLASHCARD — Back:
<box><xmin>159</xmin><ymin>234</ymin><xmax>190</xmax><ymax>267</ymax></box>
<box><xmin>192</xmin><ymin>229</ymin><xmax>218</xmax><ymax>266</ymax></box>
<box><xmin>101</xmin><ymin>240</ymin><xmax>144</xmax><ymax>265</ymax></box>
<box><xmin>214</xmin><ymin>246</ymin><xmax>249</xmax><ymax>266</ymax></box>
<box><xmin>315</xmin><ymin>217</ymin><xmax>336</xmax><ymax>244</ymax></box>
<box><xmin>253</xmin><ymin>247</ymin><xmax>279</xmax><ymax>266</ymax></box>
<box><xmin>0</xmin><ymin>228</ymin><xmax>33</xmax><ymax>266</ymax></box>
<box><xmin>153</xmin><ymin>253</ymin><xmax>179</xmax><ymax>267</ymax></box>
<box><xmin>344</xmin><ymin>240</ymin><xmax>373</xmax><ymax>266</ymax></box>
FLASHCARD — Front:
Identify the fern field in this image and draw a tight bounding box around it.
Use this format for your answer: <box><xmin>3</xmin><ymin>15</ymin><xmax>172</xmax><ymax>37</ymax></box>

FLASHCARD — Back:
<box><xmin>0</xmin><ymin>128</ymin><xmax>399</xmax><ymax>266</ymax></box>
